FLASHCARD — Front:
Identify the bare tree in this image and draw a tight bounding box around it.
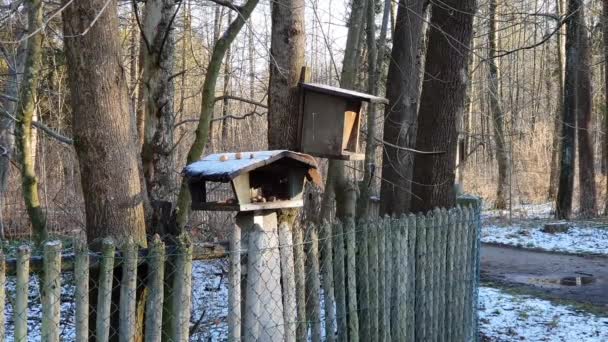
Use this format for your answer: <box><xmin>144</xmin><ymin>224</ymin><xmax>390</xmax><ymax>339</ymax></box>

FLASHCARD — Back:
<box><xmin>378</xmin><ymin>0</ymin><xmax>426</xmax><ymax>216</ymax></box>
<box><xmin>411</xmin><ymin>0</ymin><xmax>477</xmax><ymax>212</ymax></box>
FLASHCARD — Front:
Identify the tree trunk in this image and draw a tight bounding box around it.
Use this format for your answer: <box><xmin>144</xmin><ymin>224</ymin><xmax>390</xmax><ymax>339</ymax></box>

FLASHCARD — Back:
<box><xmin>556</xmin><ymin>0</ymin><xmax>584</xmax><ymax>220</ymax></box>
<box><xmin>221</xmin><ymin>11</ymin><xmax>233</xmax><ymax>143</ymax></box>
<box><xmin>267</xmin><ymin>0</ymin><xmax>306</xmax><ymax>150</ymax></box>
<box><xmin>378</xmin><ymin>0</ymin><xmax>426</xmax><ymax>216</ymax></box>
<box><xmin>575</xmin><ymin>5</ymin><xmax>596</xmax><ymax>218</ymax></box>
<box><xmin>356</xmin><ymin>0</ymin><xmax>391</xmax><ymax>220</ymax></box>
<box><xmin>62</xmin><ymin>0</ymin><xmax>148</xmax><ymax>246</ymax></box>
<box><xmin>487</xmin><ymin>0</ymin><xmax>509</xmax><ymax>210</ymax></box>
<box><xmin>603</xmin><ymin>0</ymin><xmax>608</xmax><ymax>214</ymax></box>
<box><xmin>140</xmin><ymin>0</ymin><xmax>178</xmax><ymax>229</ymax></box>
<box><xmin>410</xmin><ymin>0</ymin><xmax>476</xmax><ymax>213</ymax></box>
<box><xmin>15</xmin><ymin>0</ymin><xmax>46</xmax><ymax>243</ymax></box>
<box><xmin>174</xmin><ymin>0</ymin><xmax>260</xmax><ymax>230</ymax></box>
<box><xmin>548</xmin><ymin>0</ymin><xmax>566</xmax><ymax>201</ymax></box>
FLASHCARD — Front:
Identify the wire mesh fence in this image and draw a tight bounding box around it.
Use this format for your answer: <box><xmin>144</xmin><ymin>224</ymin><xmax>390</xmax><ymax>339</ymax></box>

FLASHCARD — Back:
<box><xmin>0</xmin><ymin>198</ymin><xmax>480</xmax><ymax>342</ymax></box>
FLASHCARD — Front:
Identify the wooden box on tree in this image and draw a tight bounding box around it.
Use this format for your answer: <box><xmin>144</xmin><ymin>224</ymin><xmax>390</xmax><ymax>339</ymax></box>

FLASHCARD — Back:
<box><xmin>298</xmin><ymin>82</ymin><xmax>388</xmax><ymax>160</ymax></box>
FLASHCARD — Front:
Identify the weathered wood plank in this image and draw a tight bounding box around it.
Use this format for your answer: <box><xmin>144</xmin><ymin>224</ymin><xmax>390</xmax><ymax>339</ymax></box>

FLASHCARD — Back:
<box><xmin>445</xmin><ymin>209</ymin><xmax>458</xmax><ymax>342</ymax></box>
<box><xmin>426</xmin><ymin>211</ymin><xmax>435</xmax><ymax>342</ymax></box>
<box><xmin>170</xmin><ymin>233</ymin><xmax>193</xmax><ymax>342</ymax></box>
<box><xmin>119</xmin><ymin>239</ymin><xmax>137</xmax><ymax>342</ymax></box>
<box><xmin>368</xmin><ymin>219</ymin><xmax>379</xmax><ymax>342</ymax></box>
<box><xmin>390</xmin><ymin>217</ymin><xmax>400</xmax><ymax>341</ymax></box>
<box><xmin>437</xmin><ymin>208</ymin><xmax>448</xmax><ymax>342</ymax></box>
<box><xmin>144</xmin><ymin>235</ymin><xmax>165</xmax><ymax>342</ymax></box>
<box><xmin>279</xmin><ymin>222</ymin><xmax>296</xmax><ymax>342</ymax></box>
<box><xmin>74</xmin><ymin>239</ymin><xmax>89</xmax><ymax>342</ymax></box>
<box><xmin>96</xmin><ymin>238</ymin><xmax>115</xmax><ymax>342</ymax></box>
<box><xmin>305</xmin><ymin>224</ymin><xmax>322</xmax><ymax>342</ymax></box>
<box><xmin>406</xmin><ymin>214</ymin><xmax>417</xmax><ymax>342</ymax></box>
<box><xmin>42</xmin><ymin>241</ymin><xmax>62</xmax><ymax>342</ymax></box>
<box><xmin>345</xmin><ymin>218</ymin><xmax>359</xmax><ymax>342</ymax></box>
<box><xmin>333</xmin><ymin>221</ymin><xmax>347</xmax><ymax>342</ymax></box>
<box><xmin>397</xmin><ymin>215</ymin><xmax>408</xmax><ymax>341</ymax></box>
<box><xmin>15</xmin><ymin>245</ymin><xmax>30</xmax><ymax>342</ymax></box>
<box><xmin>293</xmin><ymin>223</ymin><xmax>307</xmax><ymax>342</ymax></box>
<box><xmin>320</xmin><ymin>221</ymin><xmax>336</xmax><ymax>342</ymax></box>
<box><xmin>356</xmin><ymin>220</ymin><xmax>370</xmax><ymax>342</ymax></box>
<box><xmin>383</xmin><ymin>216</ymin><xmax>392</xmax><ymax>342</ymax></box>
<box><xmin>414</xmin><ymin>213</ymin><xmax>426</xmax><ymax>342</ymax></box>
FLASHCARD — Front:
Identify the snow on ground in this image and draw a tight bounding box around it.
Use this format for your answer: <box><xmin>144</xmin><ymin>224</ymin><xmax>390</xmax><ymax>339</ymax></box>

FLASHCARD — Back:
<box><xmin>479</xmin><ymin>287</ymin><xmax>608</xmax><ymax>342</ymax></box>
<box><xmin>482</xmin><ymin>202</ymin><xmax>554</xmax><ymax>220</ymax></box>
<box><xmin>482</xmin><ymin>224</ymin><xmax>608</xmax><ymax>255</ymax></box>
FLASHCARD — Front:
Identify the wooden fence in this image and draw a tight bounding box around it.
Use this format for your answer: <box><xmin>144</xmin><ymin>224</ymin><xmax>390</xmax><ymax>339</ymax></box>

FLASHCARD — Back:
<box><xmin>229</xmin><ymin>202</ymin><xmax>481</xmax><ymax>342</ymax></box>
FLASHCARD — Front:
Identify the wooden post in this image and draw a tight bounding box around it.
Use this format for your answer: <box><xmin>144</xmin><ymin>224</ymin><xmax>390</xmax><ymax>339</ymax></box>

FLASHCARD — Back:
<box><xmin>397</xmin><ymin>216</ymin><xmax>408</xmax><ymax>341</ymax></box>
<box><xmin>377</xmin><ymin>218</ymin><xmax>386</xmax><ymax>342</ymax></box>
<box><xmin>320</xmin><ymin>221</ymin><xmax>336</xmax><ymax>342</ymax></box>
<box><xmin>333</xmin><ymin>221</ymin><xmax>347</xmax><ymax>342</ymax></box>
<box><xmin>96</xmin><ymin>238</ymin><xmax>115</xmax><ymax>342</ymax></box>
<box><xmin>278</xmin><ymin>222</ymin><xmax>296</xmax><ymax>342</ymax></box>
<box><xmin>389</xmin><ymin>217</ymin><xmax>400</xmax><ymax>340</ymax></box>
<box><xmin>345</xmin><ymin>217</ymin><xmax>359</xmax><ymax>342</ymax></box>
<box><xmin>445</xmin><ymin>209</ymin><xmax>458</xmax><ymax>342</ymax></box>
<box><xmin>383</xmin><ymin>216</ymin><xmax>392</xmax><ymax>341</ymax></box>
<box><xmin>15</xmin><ymin>245</ymin><xmax>30</xmax><ymax>342</ymax></box>
<box><xmin>426</xmin><ymin>211</ymin><xmax>435</xmax><ymax>342</ymax></box>
<box><xmin>356</xmin><ymin>220</ymin><xmax>369</xmax><ymax>342</ymax></box>
<box><xmin>305</xmin><ymin>224</ymin><xmax>322</xmax><ymax>342</ymax></box>
<box><xmin>463</xmin><ymin>206</ymin><xmax>473</xmax><ymax>341</ymax></box>
<box><xmin>414</xmin><ymin>213</ymin><xmax>426</xmax><ymax>341</ymax></box>
<box><xmin>119</xmin><ymin>239</ymin><xmax>137</xmax><ymax>342</ymax></box>
<box><xmin>293</xmin><ymin>222</ymin><xmax>307</xmax><ymax>342</ymax></box>
<box><xmin>368</xmin><ymin>219</ymin><xmax>379</xmax><ymax>342</ymax></box>
<box><xmin>42</xmin><ymin>240</ymin><xmax>62</xmax><ymax>342</ymax></box>
<box><xmin>437</xmin><ymin>208</ymin><xmax>448</xmax><ymax>342</ymax></box>
<box><xmin>406</xmin><ymin>214</ymin><xmax>417</xmax><ymax>342</ymax></box>
<box><xmin>145</xmin><ymin>235</ymin><xmax>165</xmax><ymax>342</ymax></box>
<box><xmin>170</xmin><ymin>233</ymin><xmax>193</xmax><ymax>342</ymax></box>
<box><xmin>74</xmin><ymin>239</ymin><xmax>89</xmax><ymax>342</ymax></box>
<box><xmin>0</xmin><ymin>250</ymin><xmax>4</xmax><ymax>341</ymax></box>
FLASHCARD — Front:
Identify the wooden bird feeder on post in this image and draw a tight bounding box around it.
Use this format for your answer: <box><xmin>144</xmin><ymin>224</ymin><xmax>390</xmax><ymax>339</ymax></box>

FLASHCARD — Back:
<box><xmin>297</xmin><ymin>82</ymin><xmax>388</xmax><ymax>160</ymax></box>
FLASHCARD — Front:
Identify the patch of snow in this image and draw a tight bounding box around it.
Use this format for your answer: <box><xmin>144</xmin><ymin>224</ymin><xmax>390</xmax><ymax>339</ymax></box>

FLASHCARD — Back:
<box><xmin>482</xmin><ymin>202</ymin><xmax>554</xmax><ymax>220</ymax></box>
<box><xmin>479</xmin><ymin>287</ymin><xmax>608</xmax><ymax>342</ymax></box>
<box><xmin>482</xmin><ymin>224</ymin><xmax>608</xmax><ymax>255</ymax></box>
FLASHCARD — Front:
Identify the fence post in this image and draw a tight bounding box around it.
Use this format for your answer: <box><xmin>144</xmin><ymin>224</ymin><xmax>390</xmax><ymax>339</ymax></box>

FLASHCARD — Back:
<box><xmin>377</xmin><ymin>219</ymin><xmax>386</xmax><ymax>342</ymax></box>
<box><xmin>389</xmin><ymin>216</ymin><xmax>400</xmax><ymax>341</ymax></box>
<box><xmin>333</xmin><ymin>221</ymin><xmax>347</xmax><ymax>342</ymax></box>
<box><xmin>397</xmin><ymin>215</ymin><xmax>408</xmax><ymax>341</ymax></box>
<box><xmin>445</xmin><ymin>209</ymin><xmax>458</xmax><ymax>342</ymax></box>
<box><xmin>345</xmin><ymin>218</ymin><xmax>359</xmax><ymax>342</ymax></box>
<box><xmin>320</xmin><ymin>221</ymin><xmax>336</xmax><ymax>342</ymax></box>
<box><xmin>406</xmin><ymin>214</ymin><xmax>417</xmax><ymax>342</ymax></box>
<box><xmin>463</xmin><ymin>206</ymin><xmax>474</xmax><ymax>341</ymax></box>
<box><xmin>293</xmin><ymin>223</ymin><xmax>307</xmax><ymax>342</ymax></box>
<box><xmin>74</xmin><ymin>238</ymin><xmax>89</xmax><ymax>342</ymax></box>
<box><xmin>170</xmin><ymin>233</ymin><xmax>193</xmax><ymax>342</ymax></box>
<box><xmin>96</xmin><ymin>238</ymin><xmax>115</xmax><ymax>342</ymax></box>
<box><xmin>368</xmin><ymin>219</ymin><xmax>379</xmax><ymax>342</ymax></box>
<box><xmin>426</xmin><ymin>211</ymin><xmax>436</xmax><ymax>342</ymax></box>
<box><xmin>42</xmin><ymin>240</ymin><xmax>62</xmax><ymax>342</ymax></box>
<box><xmin>383</xmin><ymin>216</ymin><xmax>392</xmax><ymax>341</ymax></box>
<box><xmin>145</xmin><ymin>235</ymin><xmax>165</xmax><ymax>342</ymax></box>
<box><xmin>278</xmin><ymin>222</ymin><xmax>297</xmax><ymax>342</ymax></box>
<box><xmin>356</xmin><ymin>220</ymin><xmax>370</xmax><ymax>342</ymax></box>
<box><xmin>15</xmin><ymin>245</ymin><xmax>30</xmax><ymax>342</ymax></box>
<box><xmin>119</xmin><ymin>239</ymin><xmax>138</xmax><ymax>342</ymax></box>
<box><xmin>414</xmin><ymin>213</ymin><xmax>426</xmax><ymax>342</ymax></box>
<box><xmin>305</xmin><ymin>224</ymin><xmax>322</xmax><ymax>342</ymax></box>
<box><xmin>0</xmin><ymin>249</ymin><xmax>5</xmax><ymax>341</ymax></box>
<box><xmin>432</xmin><ymin>208</ymin><xmax>442</xmax><ymax>342</ymax></box>
<box><xmin>437</xmin><ymin>208</ymin><xmax>448</xmax><ymax>342</ymax></box>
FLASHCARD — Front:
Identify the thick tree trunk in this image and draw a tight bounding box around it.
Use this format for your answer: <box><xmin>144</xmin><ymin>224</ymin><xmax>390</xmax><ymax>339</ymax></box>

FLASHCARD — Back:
<box><xmin>548</xmin><ymin>0</ymin><xmax>566</xmax><ymax>201</ymax></box>
<box><xmin>487</xmin><ymin>0</ymin><xmax>509</xmax><ymax>210</ymax></box>
<box><xmin>575</xmin><ymin>7</ymin><xmax>596</xmax><ymax>218</ymax></box>
<box><xmin>410</xmin><ymin>0</ymin><xmax>476</xmax><ymax>213</ymax></box>
<box><xmin>15</xmin><ymin>0</ymin><xmax>46</xmax><ymax>243</ymax></box>
<box><xmin>140</xmin><ymin>0</ymin><xmax>178</xmax><ymax>228</ymax></box>
<box><xmin>556</xmin><ymin>0</ymin><xmax>583</xmax><ymax>220</ymax></box>
<box><xmin>603</xmin><ymin>0</ymin><xmax>608</xmax><ymax>214</ymax></box>
<box><xmin>267</xmin><ymin>0</ymin><xmax>306</xmax><ymax>150</ymax></box>
<box><xmin>175</xmin><ymin>0</ymin><xmax>259</xmax><ymax>230</ymax></box>
<box><xmin>378</xmin><ymin>0</ymin><xmax>426</xmax><ymax>216</ymax></box>
<box><xmin>62</xmin><ymin>0</ymin><xmax>148</xmax><ymax>246</ymax></box>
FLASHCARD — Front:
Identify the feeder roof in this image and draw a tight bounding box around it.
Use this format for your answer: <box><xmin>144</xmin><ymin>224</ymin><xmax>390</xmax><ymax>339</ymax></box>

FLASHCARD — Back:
<box><xmin>183</xmin><ymin>150</ymin><xmax>322</xmax><ymax>186</ymax></box>
<box><xmin>301</xmin><ymin>82</ymin><xmax>388</xmax><ymax>104</ymax></box>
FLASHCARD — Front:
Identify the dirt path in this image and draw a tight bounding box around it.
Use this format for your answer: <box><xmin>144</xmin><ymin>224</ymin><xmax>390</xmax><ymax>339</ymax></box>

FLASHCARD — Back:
<box><xmin>481</xmin><ymin>244</ymin><xmax>608</xmax><ymax>307</ymax></box>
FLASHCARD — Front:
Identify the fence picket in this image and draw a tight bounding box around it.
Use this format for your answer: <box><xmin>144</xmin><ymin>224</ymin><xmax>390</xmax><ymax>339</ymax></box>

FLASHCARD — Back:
<box><xmin>333</xmin><ymin>221</ymin><xmax>347</xmax><ymax>342</ymax></box>
<box><xmin>445</xmin><ymin>209</ymin><xmax>458</xmax><ymax>342</ymax></box>
<box><xmin>438</xmin><ymin>208</ymin><xmax>448</xmax><ymax>342</ymax></box>
<box><xmin>42</xmin><ymin>241</ymin><xmax>62</xmax><ymax>342</ymax></box>
<box><xmin>279</xmin><ymin>222</ymin><xmax>297</xmax><ymax>342</ymax></box>
<box><xmin>433</xmin><ymin>208</ymin><xmax>442</xmax><ymax>342</ymax></box>
<box><xmin>320</xmin><ymin>221</ymin><xmax>336</xmax><ymax>342</ymax></box>
<box><xmin>426</xmin><ymin>211</ymin><xmax>435</xmax><ymax>342</ymax></box>
<box><xmin>74</xmin><ymin>239</ymin><xmax>89</xmax><ymax>342</ymax></box>
<box><xmin>356</xmin><ymin>220</ymin><xmax>370</xmax><ymax>342</ymax></box>
<box><xmin>397</xmin><ymin>216</ymin><xmax>408</xmax><ymax>341</ymax></box>
<box><xmin>377</xmin><ymin>218</ymin><xmax>386</xmax><ymax>342</ymax></box>
<box><xmin>390</xmin><ymin>217</ymin><xmax>400</xmax><ymax>341</ymax></box>
<box><xmin>293</xmin><ymin>223</ymin><xmax>307</xmax><ymax>342</ymax></box>
<box><xmin>383</xmin><ymin>216</ymin><xmax>392</xmax><ymax>341</ymax></box>
<box><xmin>145</xmin><ymin>235</ymin><xmax>165</xmax><ymax>342</ymax></box>
<box><xmin>96</xmin><ymin>238</ymin><xmax>115</xmax><ymax>342</ymax></box>
<box><xmin>414</xmin><ymin>213</ymin><xmax>426</xmax><ymax>342</ymax></box>
<box><xmin>119</xmin><ymin>239</ymin><xmax>137</xmax><ymax>342</ymax></box>
<box><xmin>345</xmin><ymin>218</ymin><xmax>359</xmax><ymax>342</ymax></box>
<box><xmin>305</xmin><ymin>224</ymin><xmax>322</xmax><ymax>342</ymax></box>
<box><xmin>170</xmin><ymin>233</ymin><xmax>193</xmax><ymax>342</ymax></box>
<box><xmin>368</xmin><ymin>219</ymin><xmax>379</xmax><ymax>342</ymax></box>
<box><xmin>406</xmin><ymin>214</ymin><xmax>417</xmax><ymax>342</ymax></box>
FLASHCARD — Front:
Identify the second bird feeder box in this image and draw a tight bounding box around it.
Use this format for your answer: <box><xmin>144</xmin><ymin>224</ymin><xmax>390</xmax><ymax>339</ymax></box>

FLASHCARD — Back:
<box><xmin>183</xmin><ymin>150</ymin><xmax>322</xmax><ymax>211</ymax></box>
<box><xmin>298</xmin><ymin>82</ymin><xmax>388</xmax><ymax>160</ymax></box>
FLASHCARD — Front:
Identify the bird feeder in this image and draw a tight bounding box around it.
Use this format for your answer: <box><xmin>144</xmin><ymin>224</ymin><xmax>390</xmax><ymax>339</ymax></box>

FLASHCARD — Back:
<box><xmin>298</xmin><ymin>82</ymin><xmax>388</xmax><ymax>160</ymax></box>
<box><xmin>183</xmin><ymin>150</ymin><xmax>322</xmax><ymax>212</ymax></box>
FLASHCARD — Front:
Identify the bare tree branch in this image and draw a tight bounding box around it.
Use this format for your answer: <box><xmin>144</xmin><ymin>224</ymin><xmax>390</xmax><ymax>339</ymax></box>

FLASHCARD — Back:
<box><xmin>0</xmin><ymin>108</ymin><xmax>73</xmax><ymax>145</ymax></box>
<box><xmin>213</xmin><ymin>95</ymin><xmax>267</xmax><ymax>108</ymax></box>
<box><xmin>207</xmin><ymin>0</ymin><xmax>243</xmax><ymax>12</ymax></box>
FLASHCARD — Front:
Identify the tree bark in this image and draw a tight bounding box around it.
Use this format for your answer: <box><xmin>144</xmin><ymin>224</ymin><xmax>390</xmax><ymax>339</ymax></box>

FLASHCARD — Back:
<box><xmin>15</xmin><ymin>0</ymin><xmax>46</xmax><ymax>243</ymax></box>
<box><xmin>378</xmin><ymin>0</ymin><xmax>426</xmax><ymax>216</ymax></box>
<box><xmin>140</xmin><ymin>0</ymin><xmax>178</xmax><ymax>228</ymax></box>
<box><xmin>267</xmin><ymin>0</ymin><xmax>306</xmax><ymax>150</ymax></box>
<box><xmin>556</xmin><ymin>0</ymin><xmax>584</xmax><ymax>220</ymax></box>
<box><xmin>603</xmin><ymin>0</ymin><xmax>608</xmax><ymax>214</ymax></box>
<box><xmin>62</xmin><ymin>0</ymin><xmax>148</xmax><ymax>247</ymax></box>
<box><xmin>487</xmin><ymin>0</ymin><xmax>509</xmax><ymax>210</ymax></box>
<box><xmin>575</xmin><ymin>4</ymin><xmax>596</xmax><ymax>218</ymax></box>
<box><xmin>174</xmin><ymin>0</ymin><xmax>260</xmax><ymax>230</ymax></box>
<box><xmin>410</xmin><ymin>0</ymin><xmax>476</xmax><ymax>213</ymax></box>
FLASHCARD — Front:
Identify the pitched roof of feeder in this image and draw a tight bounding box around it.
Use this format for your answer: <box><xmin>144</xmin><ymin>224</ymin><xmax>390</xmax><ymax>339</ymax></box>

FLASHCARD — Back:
<box><xmin>183</xmin><ymin>150</ymin><xmax>323</xmax><ymax>186</ymax></box>
<box><xmin>301</xmin><ymin>82</ymin><xmax>389</xmax><ymax>104</ymax></box>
